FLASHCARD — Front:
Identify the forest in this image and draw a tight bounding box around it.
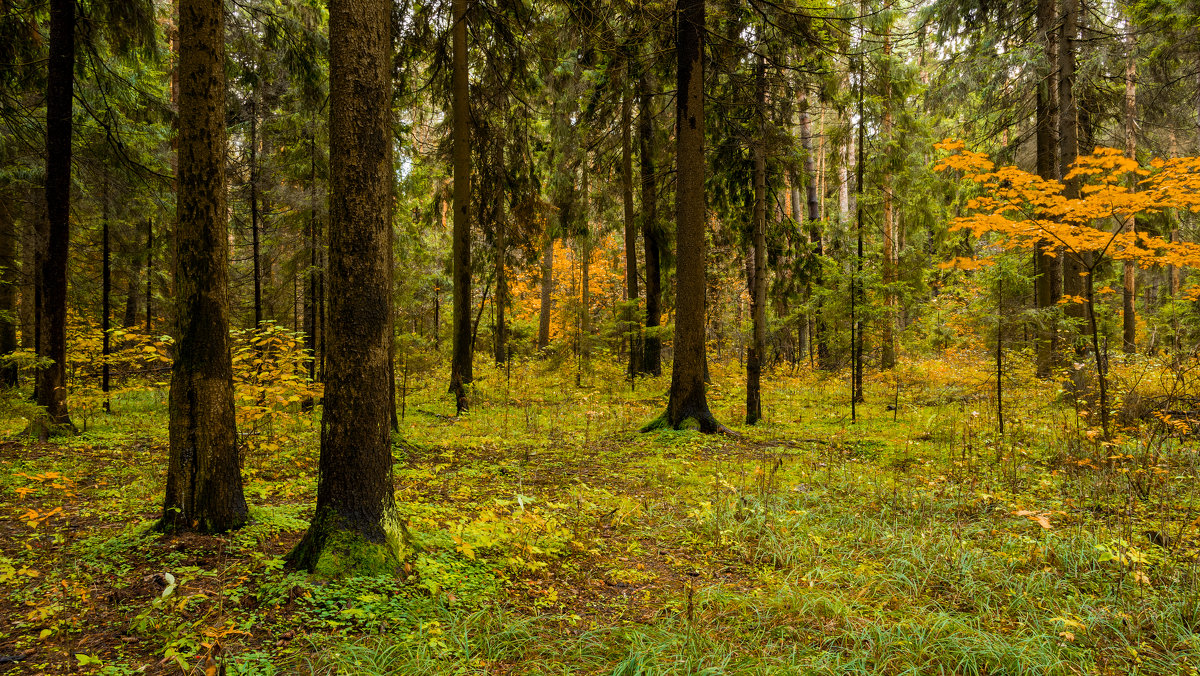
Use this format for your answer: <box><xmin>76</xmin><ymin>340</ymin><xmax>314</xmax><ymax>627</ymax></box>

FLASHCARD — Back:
<box><xmin>5</xmin><ymin>0</ymin><xmax>1200</xmax><ymax>672</ymax></box>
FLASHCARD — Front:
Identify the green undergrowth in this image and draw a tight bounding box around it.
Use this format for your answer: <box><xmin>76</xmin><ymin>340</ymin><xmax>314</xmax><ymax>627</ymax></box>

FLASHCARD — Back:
<box><xmin>2</xmin><ymin>350</ymin><xmax>1200</xmax><ymax>673</ymax></box>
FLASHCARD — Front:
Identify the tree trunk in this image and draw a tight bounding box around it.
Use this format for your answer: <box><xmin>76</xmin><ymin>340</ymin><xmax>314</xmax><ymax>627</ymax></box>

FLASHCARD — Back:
<box><xmin>0</xmin><ymin>188</ymin><xmax>17</xmax><ymax>387</ymax></box>
<box><xmin>123</xmin><ymin>245</ymin><xmax>139</xmax><ymax>330</ymax></box>
<box><xmin>493</xmin><ymin>213</ymin><xmax>507</xmax><ymax>364</ymax></box>
<box><xmin>622</xmin><ymin>71</ymin><xmax>642</xmax><ymax>377</ymax></box>
<box><xmin>449</xmin><ymin>0</ymin><xmax>472</xmax><ymax>414</ymax></box>
<box><xmin>19</xmin><ymin>197</ymin><xmax>37</xmax><ymax>352</ymax></box>
<box><xmin>798</xmin><ymin>88</ymin><xmax>826</xmax><ymax>369</ymax></box>
<box><xmin>1122</xmin><ymin>29</ymin><xmax>1137</xmax><ymax>354</ymax></box>
<box><xmin>159</xmin><ymin>0</ymin><xmax>248</xmax><ymax>534</ymax></box>
<box><xmin>880</xmin><ymin>31</ymin><xmax>896</xmax><ymax>370</ymax></box>
<box><xmin>1059</xmin><ymin>0</ymin><xmax>1085</xmax><ymax>331</ymax></box>
<box><xmin>580</xmin><ymin>162</ymin><xmax>591</xmax><ymax>362</ymax></box>
<box><xmin>305</xmin><ymin>133</ymin><xmax>318</xmax><ymax>381</ymax></box>
<box><xmin>1034</xmin><ymin>0</ymin><xmax>1061</xmax><ymax>377</ymax></box>
<box><xmin>287</xmin><ymin>0</ymin><xmax>399</xmax><ymax>573</ymax></box>
<box><xmin>853</xmin><ymin>28</ymin><xmax>866</xmax><ymax>408</ymax></box>
<box><xmin>101</xmin><ymin>177</ymin><xmax>111</xmax><ymax>411</ymax></box>
<box><xmin>38</xmin><ymin>0</ymin><xmax>75</xmax><ymax>431</ymax></box>
<box><xmin>250</xmin><ymin>93</ymin><xmax>263</xmax><ymax>330</ymax></box>
<box><xmin>538</xmin><ymin>236</ymin><xmax>553</xmax><ymax>350</ymax></box>
<box><xmin>746</xmin><ymin>55</ymin><xmax>767</xmax><ymax>425</ymax></box>
<box><xmin>648</xmin><ymin>0</ymin><xmax>723</xmax><ymax>433</ymax></box>
<box><xmin>145</xmin><ymin>217</ymin><xmax>153</xmax><ymax>335</ymax></box>
<box><xmin>639</xmin><ymin>63</ymin><xmax>662</xmax><ymax>376</ymax></box>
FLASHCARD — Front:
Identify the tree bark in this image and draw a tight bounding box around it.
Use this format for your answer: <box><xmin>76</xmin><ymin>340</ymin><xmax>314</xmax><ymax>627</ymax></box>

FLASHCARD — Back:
<box><xmin>159</xmin><ymin>0</ymin><xmax>248</xmax><ymax>534</ymax></box>
<box><xmin>622</xmin><ymin>70</ymin><xmax>642</xmax><ymax>377</ymax></box>
<box><xmin>19</xmin><ymin>196</ymin><xmax>37</xmax><ymax>352</ymax></box>
<box><xmin>250</xmin><ymin>92</ymin><xmax>263</xmax><ymax>330</ymax></box>
<box><xmin>853</xmin><ymin>28</ymin><xmax>866</xmax><ymax>408</ymax></box>
<box><xmin>449</xmin><ymin>0</ymin><xmax>472</xmax><ymax>414</ymax></box>
<box><xmin>305</xmin><ymin>133</ymin><xmax>318</xmax><ymax>381</ymax></box>
<box><xmin>492</xmin><ymin>207</ymin><xmax>508</xmax><ymax>363</ymax></box>
<box><xmin>1034</xmin><ymin>0</ymin><xmax>1061</xmax><ymax>378</ymax></box>
<box><xmin>123</xmin><ymin>244</ymin><xmax>139</xmax><ymax>330</ymax></box>
<box><xmin>287</xmin><ymin>0</ymin><xmax>399</xmax><ymax>572</ymax></box>
<box><xmin>145</xmin><ymin>217</ymin><xmax>153</xmax><ymax>335</ymax></box>
<box><xmin>639</xmin><ymin>63</ymin><xmax>662</xmax><ymax>376</ymax></box>
<box><xmin>797</xmin><ymin>88</ymin><xmax>826</xmax><ymax>369</ymax></box>
<box><xmin>1122</xmin><ymin>29</ymin><xmax>1137</xmax><ymax>354</ymax></box>
<box><xmin>648</xmin><ymin>0</ymin><xmax>723</xmax><ymax>433</ymax></box>
<box><xmin>746</xmin><ymin>55</ymin><xmax>767</xmax><ymax>425</ymax></box>
<box><xmin>0</xmin><ymin>188</ymin><xmax>17</xmax><ymax>387</ymax></box>
<box><xmin>1059</xmin><ymin>0</ymin><xmax>1085</xmax><ymax>330</ymax></box>
<box><xmin>101</xmin><ymin>177</ymin><xmax>111</xmax><ymax>411</ymax></box>
<box><xmin>38</xmin><ymin>0</ymin><xmax>75</xmax><ymax>430</ymax></box>
<box><xmin>580</xmin><ymin>162</ymin><xmax>591</xmax><ymax>362</ymax></box>
<box><xmin>537</xmin><ymin>236</ymin><xmax>553</xmax><ymax>351</ymax></box>
<box><xmin>880</xmin><ymin>32</ymin><xmax>896</xmax><ymax>370</ymax></box>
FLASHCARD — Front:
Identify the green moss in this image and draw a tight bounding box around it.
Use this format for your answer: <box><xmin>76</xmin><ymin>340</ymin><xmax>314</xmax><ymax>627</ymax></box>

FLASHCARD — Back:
<box><xmin>288</xmin><ymin>507</ymin><xmax>410</xmax><ymax>579</ymax></box>
<box><xmin>640</xmin><ymin>412</ymin><xmax>669</xmax><ymax>432</ymax></box>
<box><xmin>312</xmin><ymin>530</ymin><xmax>401</xmax><ymax>578</ymax></box>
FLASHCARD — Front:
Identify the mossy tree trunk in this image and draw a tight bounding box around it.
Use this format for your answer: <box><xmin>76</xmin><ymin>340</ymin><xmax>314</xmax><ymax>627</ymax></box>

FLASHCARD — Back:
<box><xmin>287</xmin><ymin>0</ymin><xmax>399</xmax><ymax>574</ymax></box>
<box><xmin>159</xmin><ymin>0</ymin><xmax>248</xmax><ymax>534</ymax></box>
<box><xmin>646</xmin><ymin>0</ymin><xmax>725</xmax><ymax>433</ymax></box>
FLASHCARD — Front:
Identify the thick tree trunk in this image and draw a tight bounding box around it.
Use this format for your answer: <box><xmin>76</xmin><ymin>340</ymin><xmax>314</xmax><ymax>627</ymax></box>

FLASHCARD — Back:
<box><xmin>287</xmin><ymin>0</ymin><xmax>399</xmax><ymax>573</ymax></box>
<box><xmin>38</xmin><ymin>0</ymin><xmax>75</xmax><ymax>430</ymax></box>
<box><xmin>537</xmin><ymin>236</ymin><xmax>553</xmax><ymax>350</ymax></box>
<box><xmin>622</xmin><ymin>75</ymin><xmax>642</xmax><ymax>377</ymax></box>
<box><xmin>1034</xmin><ymin>0</ymin><xmax>1061</xmax><ymax>377</ymax></box>
<box><xmin>649</xmin><ymin>0</ymin><xmax>723</xmax><ymax>433</ymax></box>
<box><xmin>638</xmin><ymin>65</ymin><xmax>662</xmax><ymax>376</ymax></box>
<box><xmin>0</xmin><ymin>188</ymin><xmax>17</xmax><ymax>387</ymax></box>
<box><xmin>449</xmin><ymin>0</ymin><xmax>472</xmax><ymax>414</ymax></box>
<box><xmin>1122</xmin><ymin>30</ymin><xmax>1137</xmax><ymax>354</ymax></box>
<box><xmin>746</xmin><ymin>55</ymin><xmax>766</xmax><ymax>425</ymax></box>
<box><xmin>159</xmin><ymin>0</ymin><xmax>248</xmax><ymax>534</ymax></box>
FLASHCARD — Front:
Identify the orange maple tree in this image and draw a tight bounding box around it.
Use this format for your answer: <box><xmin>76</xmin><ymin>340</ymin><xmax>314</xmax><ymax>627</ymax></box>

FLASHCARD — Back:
<box><xmin>935</xmin><ymin>139</ymin><xmax>1200</xmax><ymax>437</ymax></box>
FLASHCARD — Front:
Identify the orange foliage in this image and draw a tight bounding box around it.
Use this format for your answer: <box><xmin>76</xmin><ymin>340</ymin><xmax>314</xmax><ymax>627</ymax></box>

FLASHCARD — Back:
<box><xmin>507</xmin><ymin>232</ymin><xmax>627</xmax><ymax>345</ymax></box>
<box><xmin>934</xmin><ymin>140</ymin><xmax>1200</xmax><ymax>270</ymax></box>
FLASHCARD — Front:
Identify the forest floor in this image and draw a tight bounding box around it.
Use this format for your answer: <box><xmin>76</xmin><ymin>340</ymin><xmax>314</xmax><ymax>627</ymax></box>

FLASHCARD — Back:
<box><xmin>2</xmin><ymin>349</ymin><xmax>1200</xmax><ymax>675</ymax></box>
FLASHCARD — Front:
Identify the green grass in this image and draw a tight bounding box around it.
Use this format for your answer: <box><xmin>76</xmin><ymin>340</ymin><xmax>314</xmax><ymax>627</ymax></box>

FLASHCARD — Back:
<box><xmin>2</xmin><ymin>349</ymin><xmax>1200</xmax><ymax>674</ymax></box>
